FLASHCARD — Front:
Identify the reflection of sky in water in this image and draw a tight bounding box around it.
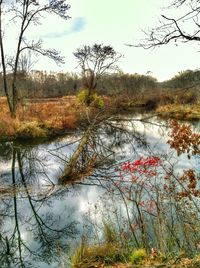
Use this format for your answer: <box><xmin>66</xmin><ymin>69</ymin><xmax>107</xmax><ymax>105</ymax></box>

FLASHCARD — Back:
<box><xmin>0</xmin><ymin>160</ymin><xmax>12</xmax><ymax>173</ymax></box>
<box><xmin>0</xmin><ymin>117</ymin><xmax>199</xmax><ymax>267</ymax></box>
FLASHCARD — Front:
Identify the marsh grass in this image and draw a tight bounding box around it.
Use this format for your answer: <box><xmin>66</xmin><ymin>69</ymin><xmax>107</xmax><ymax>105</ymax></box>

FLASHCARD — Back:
<box><xmin>156</xmin><ymin>103</ymin><xmax>200</xmax><ymax>120</ymax></box>
<box><xmin>70</xmin><ymin>241</ymin><xmax>124</xmax><ymax>267</ymax></box>
<box><xmin>0</xmin><ymin>97</ymin><xmax>80</xmax><ymax>139</ymax></box>
<box><xmin>70</xmin><ymin>223</ymin><xmax>126</xmax><ymax>268</ymax></box>
<box><xmin>16</xmin><ymin>121</ymin><xmax>47</xmax><ymax>138</ymax></box>
<box><xmin>70</xmin><ymin>239</ymin><xmax>200</xmax><ymax>268</ymax></box>
<box><xmin>0</xmin><ymin>90</ymin><xmax>199</xmax><ymax>140</ymax></box>
<box><xmin>0</xmin><ymin>96</ymin><xmax>115</xmax><ymax>140</ymax></box>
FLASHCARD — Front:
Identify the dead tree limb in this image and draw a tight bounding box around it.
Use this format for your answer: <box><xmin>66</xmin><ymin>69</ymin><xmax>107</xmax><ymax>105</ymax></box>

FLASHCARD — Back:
<box><xmin>59</xmin><ymin>123</ymin><xmax>96</xmax><ymax>182</ymax></box>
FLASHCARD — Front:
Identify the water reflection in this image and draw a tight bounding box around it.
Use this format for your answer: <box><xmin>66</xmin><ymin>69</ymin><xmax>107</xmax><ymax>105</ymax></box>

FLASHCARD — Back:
<box><xmin>0</xmin><ymin>116</ymin><xmax>199</xmax><ymax>267</ymax></box>
<box><xmin>0</xmin><ymin>146</ymin><xmax>81</xmax><ymax>267</ymax></box>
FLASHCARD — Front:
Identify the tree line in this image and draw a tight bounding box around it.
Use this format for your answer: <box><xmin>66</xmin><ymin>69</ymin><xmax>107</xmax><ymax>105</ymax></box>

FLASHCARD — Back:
<box><xmin>1</xmin><ymin>68</ymin><xmax>199</xmax><ymax>99</ymax></box>
<box><xmin>0</xmin><ymin>70</ymin><xmax>158</xmax><ymax>98</ymax></box>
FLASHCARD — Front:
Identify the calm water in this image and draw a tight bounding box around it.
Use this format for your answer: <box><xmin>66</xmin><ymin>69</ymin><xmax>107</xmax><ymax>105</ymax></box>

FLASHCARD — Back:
<box><xmin>0</xmin><ymin>114</ymin><xmax>199</xmax><ymax>267</ymax></box>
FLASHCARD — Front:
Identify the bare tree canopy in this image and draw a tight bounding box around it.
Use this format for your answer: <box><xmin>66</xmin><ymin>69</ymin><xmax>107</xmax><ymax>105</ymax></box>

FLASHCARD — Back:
<box><xmin>131</xmin><ymin>0</ymin><xmax>200</xmax><ymax>49</ymax></box>
<box><xmin>74</xmin><ymin>44</ymin><xmax>122</xmax><ymax>78</ymax></box>
<box><xmin>74</xmin><ymin>44</ymin><xmax>122</xmax><ymax>104</ymax></box>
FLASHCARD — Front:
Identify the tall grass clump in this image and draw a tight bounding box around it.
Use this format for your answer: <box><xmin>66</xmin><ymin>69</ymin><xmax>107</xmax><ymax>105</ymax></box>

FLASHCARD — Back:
<box><xmin>16</xmin><ymin>121</ymin><xmax>47</xmax><ymax>138</ymax></box>
<box><xmin>70</xmin><ymin>223</ymin><xmax>125</xmax><ymax>267</ymax></box>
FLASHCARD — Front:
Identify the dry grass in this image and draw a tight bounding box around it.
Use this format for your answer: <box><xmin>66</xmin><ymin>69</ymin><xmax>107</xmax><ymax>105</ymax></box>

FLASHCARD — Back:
<box><xmin>156</xmin><ymin>103</ymin><xmax>200</xmax><ymax>120</ymax></box>
<box><xmin>71</xmin><ymin>242</ymin><xmax>124</xmax><ymax>268</ymax></box>
<box><xmin>70</xmin><ymin>242</ymin><xmax>200</xmax><ymax>268</ymax></box>
<box><xmin>0</xmin><ymin>96</ymin><xmax>120</xmax><ymax>139</ymax></box>
<box><xmin>1</xmin><ymin>95</ymin><xmax>199</xmax><ymax>139</ymax></box>
<box><xmin>71</xmin><ymin>254</ymin><xmax>200</xmax><ymax>268</ymax></box>
<box><xmin>0</xmin><ymin>97</ymin><xmax>80</xmax><ymax>139</ymax></box>
<box><xmin>84</xmin><ymin>263</ymin><xmax>131</xmax><ymax>267</ymax></box>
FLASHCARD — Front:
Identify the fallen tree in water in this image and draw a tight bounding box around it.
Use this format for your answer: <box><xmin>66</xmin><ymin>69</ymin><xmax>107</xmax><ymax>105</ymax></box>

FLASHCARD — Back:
<box><xmin>59</xmin><ymin>113</ymin><xmax>157</xmax><ymax>183</ymax></box>
<box><xmin>58</xmin><ymin>108</ymin><xmax>112</xmax><ymax>183</ymax></box>
<box><xmin>59</xmin><ymin>123</ymin><xmax>96</xmax><ymax>183</ymax></box>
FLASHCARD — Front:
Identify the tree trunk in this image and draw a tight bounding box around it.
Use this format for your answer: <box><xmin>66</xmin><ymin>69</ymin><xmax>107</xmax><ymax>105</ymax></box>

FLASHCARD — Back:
<box><xmin>86</xmin><ymin>86</ymin><xmax>93</xmax><ymax>106</ymax></box>
<box><xmin>0</xmin><ymin>2</ymin><xmax>13</xmax><ymax>115</ymax></box>
<box><xmin>59</xmin><ymin>124</ymin><xmax>95</xmax><ymax>182</ymax></box>
<box><xmin>11</xmin><ymin>80</ymin><xmax>18</xmax><ymax>118</ymax></box>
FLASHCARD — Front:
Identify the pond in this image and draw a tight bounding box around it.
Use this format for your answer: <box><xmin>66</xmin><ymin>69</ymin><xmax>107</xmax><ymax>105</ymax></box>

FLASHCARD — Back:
<box><xmin>0</xmin><ymin>114</ymin><xmax>199</xmax><ymax>267</ymax></box>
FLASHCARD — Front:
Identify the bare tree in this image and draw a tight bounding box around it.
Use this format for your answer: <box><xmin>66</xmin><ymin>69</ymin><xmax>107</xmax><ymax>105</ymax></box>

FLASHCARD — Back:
<box><xmin>130</xmin><ymin>0</ymin><xmax>200</xmax><ymax>49</ymax></box>
<box><xmin>18</xmin><ymin>51</ymin><xmax>37</xmax><ymax>74</ymax></box>
<box><xmin>0</xmin><ymin>0</ymin><xmax>70</xmax><ymax>118</ymax></box>
<box><xmin>74</xmin><ymin>44</ymin><xmax>122</xmax><ymax>105</ymax></box>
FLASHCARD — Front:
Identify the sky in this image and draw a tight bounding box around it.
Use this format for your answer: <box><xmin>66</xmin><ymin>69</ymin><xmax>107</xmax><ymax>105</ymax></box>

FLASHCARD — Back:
<box><xmin>4</xmin><ymin>0</ymin><xmax>200</xmax><ymax>81</ymax></box>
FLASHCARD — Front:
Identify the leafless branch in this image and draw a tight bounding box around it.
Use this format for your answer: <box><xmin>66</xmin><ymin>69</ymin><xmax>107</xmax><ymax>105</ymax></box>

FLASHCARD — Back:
<box><xmin>128</xmin><ymin>0</ymin><xmax>200</xmax><ymax>49</ymax></box>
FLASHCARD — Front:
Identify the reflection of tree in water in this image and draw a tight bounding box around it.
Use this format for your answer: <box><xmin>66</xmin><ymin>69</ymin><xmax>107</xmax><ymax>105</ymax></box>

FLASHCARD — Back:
<box><xmin>0</xmin><ymin>146</ymin><xmax>79</xmax><ymax>268</ymax></box>
<box><xmin>0</xmin><ymin>142</ymin><xmax>13</xmax><ymax>161</ymax></box>
<box><xmin>0</xmin><ymin>116</ymin><xmax>172</xmax><ymax>267</ymax></box>
<box><xmin>104</xmin><ymin>119</ymin><xmax>149</xmax><ymax>151</ymax></box>
<box><xmin>58</xmin><ymin>116</ymin><xmax>154</xmax><ymax>183</ymax></box>
<box><xmin>61</xmin><ymin>118</ymin><xmax>200</xmax><ymax>256</ymax></box>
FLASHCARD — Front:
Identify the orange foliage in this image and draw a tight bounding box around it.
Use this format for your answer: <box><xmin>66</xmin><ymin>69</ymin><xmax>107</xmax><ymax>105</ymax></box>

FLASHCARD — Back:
<box><xmin>167</xmin><ymin>120</ymin><xmax>200</xmax><ymax>198</ymax></box>
<box><xmin>167</xmin><ymin>120</ymin><xmax>200</xmax><ymax>158</ymax></box>
<box><xmin>177</xmin><ymin>169</ymin><xmax>200</xmax><ymax>198</ymax></box>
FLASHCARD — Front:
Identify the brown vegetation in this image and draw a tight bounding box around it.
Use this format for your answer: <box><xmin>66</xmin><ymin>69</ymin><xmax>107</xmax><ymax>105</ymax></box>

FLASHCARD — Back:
<box><xmin>156</xmin><ymin>103</ymin><xmax>200</xmax><ymax>120</ymax></box>
<box><xmin>0</xmin><ymin>95</ymin><xmax>119</xmax><ymax>140</ymax></box>
<box><xmin>0</xmin><ymin>96</ymin><xmax>78</xmax><ymax>139</ymax></box>
<box><xmin>1</xmin><ymin>67</ymin><xmax>200</xmax><ymax>140</ymax></box>
<box><xmin>0</xmin><ymin>90</ymin><xmax>199</xmax><ymax>140</ymax></box>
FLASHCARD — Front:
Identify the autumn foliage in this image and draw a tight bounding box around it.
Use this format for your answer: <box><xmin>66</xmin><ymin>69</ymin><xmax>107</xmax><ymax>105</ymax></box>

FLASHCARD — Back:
<box><xmin>167</xmin><ymin>120</ymin><xmax>200</xmax><ymax>157</ymax></box>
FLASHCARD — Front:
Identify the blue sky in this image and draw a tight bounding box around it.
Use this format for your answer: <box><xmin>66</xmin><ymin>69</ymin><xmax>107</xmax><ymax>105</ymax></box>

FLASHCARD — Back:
<box><xmin>5</xmin><ymin>0</ymin><xmax>199</xmax><ymax>81</ymax></box>
<box><xmin>41</xmin><ymin>17</ymin><xmax>86</xmax><ymax>38</ymax></box>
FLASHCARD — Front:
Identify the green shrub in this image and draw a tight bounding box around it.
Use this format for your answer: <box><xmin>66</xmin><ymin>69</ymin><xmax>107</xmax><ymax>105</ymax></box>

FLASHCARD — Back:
<box><xmin>16</xmin><ymin>121</ymin><xmax>47</xmax><ymax>138</ymax></box>
<box><xmin>76</xmin><ymin>89</ymin><xmax>104</xmax><ymax>108</ymax></box>
<box><xmin>92</xmin><ymin>93</ymin><xmax>104</xmax><ymax>108</ymax></box>
<box><xmin>77</xmin><ymin>89</ymin><xmax>89</xmax><ymax>104</ymax></box>
<box><xmin>129</xmin><ymin>248</ymin><xmax>147</xmax><ymax>264</ymax></box>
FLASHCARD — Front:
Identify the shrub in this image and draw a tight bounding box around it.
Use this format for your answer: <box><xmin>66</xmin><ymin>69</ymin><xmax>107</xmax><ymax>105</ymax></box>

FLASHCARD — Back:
<box><xmin>76</xmin><ymin>89</ymin><xmax>89</xmax><ymax>104</ymax></box>
<box><xmin>177</xmin><ymin>91</ymin><xmax>197</xmax><ymax>104</ymax></box>
<box><xmin>76</xmin><ymin>89</ymin><xmax>104</xmax><ymax>108</ymax></box>
<box><xmin>129</xmin><ymin>249</ymin><xmax>147</xmax><ymax>264</ymax></box>
<box><xmin>92</xmin><ymin>93</ymin><xmax>104</xmax><ymax>108</ymax></box>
